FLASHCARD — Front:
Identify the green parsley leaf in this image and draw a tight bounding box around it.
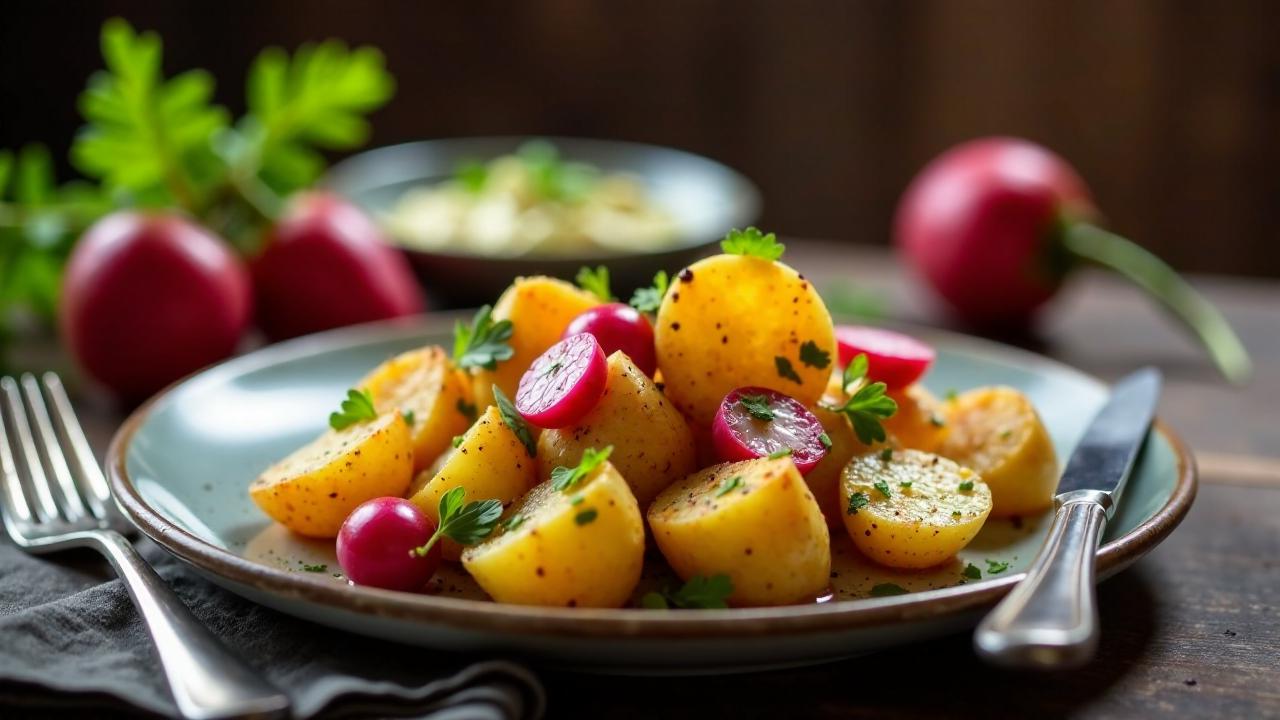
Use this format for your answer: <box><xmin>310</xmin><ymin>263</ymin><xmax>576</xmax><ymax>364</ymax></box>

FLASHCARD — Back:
<box><xmin>715</xmin><ymin>476</ymin><xmax>743</xmax><ymax>497</ymax></box>
<box><xmin>720</xmin><ymin>227</ymin><xmax>784</xmax><ymax>261</ymax></box>
<box><xmin>410</xmin><ymin>487</ymin><xmax>503</xmax><ymax>557</ymax></box>
<box><xmin>846</xmin><ymin>491</ymin><xmax>870</xmax><ymax>515</ymax></box>
<box><xmin>738</xmin><ymin>394</ymin><xmax>775</xmax><ymax>421</ymax></box>
<box><xmin>575</xmin><ymin>265</ymin><xmax>614</xmax><ymax>302</ymax></box>
<box><xmin>492</xmin><ymin>385</ymin><xmax>536</xmax><ymax>457</ymax></box>
<box><xmin>451</xmin><ymin>434</ymin><xmax>465</xmax><ymax>449</ymax></box>
<box><xmin>775</xmin><ymin>356</ymin><xmax>802</xmax><ymax>384</ymax></box>
<box><xmin>301</xmin><ymin>563</ymin><xmax>328</xmax><ymax>573</ymax></box>
<box><xmin>870</xmin><ymin>582</ymin><xmax>908</xmax><ymax>597</ymax></box>
<box><xmin>958</xmin><ymin>480</ymin><xmax>975</xmax><ymax>492</ymax></box>
<box><xmin>873</xmin><ymin>479</ymin><xmax>892</xmax><ymax>498</ymax></box>
<box><xmin>640</xmin><ymin>592</ymin><xmax>670</xmax><ymax>609</ymax></box>
<box><xmin>952</xmin><ymin>510</ymin><xmax>962</xmax><ymax>518</ymax></box>
<box><xmin>453</xmin><ymin>304</ymin><xmax>514</xmax><ymax>371</ymax></box>
<box><xmin>503</xmin><ymin>513</ymin><xmax>527</xmax><ymax>532</ymax></box>
<box><xmin>456</xmin><ymin>398</ymin><xmax>477</xmax><ymax>421</ymax></box>
<box><xmin>570</xmin><ymin>495</ymin><xmax>585</xmax><ymax>506</ymax></box>
<box><xmin>643</xmin><ymin>574</ymin><xmax>734</xmax><ymax>610</ymax></box>
<box><xmin>962</xmin><ymin>563</ymin><xmax>982</xmax><ymax>580</ymax></box>
<box><xmin>880</xmin><ymin>447</ymin><xmax>894</xmax><ymax>462</ymax></box>
<box><xmin>799</xmin><ymin>340</ymin><xmax>831</xmax><ymax>370</ymax></box>
<box><xmin>454</xmin><ymin>159</ymin><xmax>488</xmax><ymax>193</ymax></box>
<box><xmin>766</xmin><ymin>447</ymin><xmax>793</xmax><ymax>460</ymax></box>
<box><xmin>328</xmin><ymin>388</ymin><xmax>377</xmax><ymax>430</ymax></box>
<box><xmin>818</xmin><ymin>432</ymin><xmax>833</xmax><ymax>449</ymax></box>
<box><xmin>550</xmin><ymin>445</ymin><xmax>614</xmax><ymax>492</ymax></box>
<box><xmin>842</xmin><ymin>353</ymin><xmax>870</xmax><ymax>393</ymax></box>
<box><xmin>574</xmin><ymin>508</ymin><xmax>598</xmax><ymax>525</ymax></box>
<box><xmin>999</xmin><ymin>429</ymin><xmax>1013</xmax><ymax>440</ymax></box>
<box><xmin>820</xmin><ymin>371</ymin><xmax>898</xmax><ymax>445</ymax></box>
<box><xmin>401</xmin><ymin>410</ymin><xmax>416</xmax><ymax>426</ymax></box>
<box><xmin>629</xmin><ymin>270</ymin><xmax>670</xmax><ymax>314</ymax></box>
<box><xmin>986</xmin><ymin>559</ymin><xmax>1010</xmax><ymax>575</ymax></box>
<box><xmin>899</xmin><ymin>481</ymin><xmax>913</xmax><ymax>489</ymax></box>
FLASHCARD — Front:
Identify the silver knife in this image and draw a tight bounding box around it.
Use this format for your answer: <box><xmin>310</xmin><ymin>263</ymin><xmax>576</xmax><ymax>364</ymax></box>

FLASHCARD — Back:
<box><xmin>974</xmin><ymin>367</ymin><xmax>1162</xmax><ymax>668</ymax></box>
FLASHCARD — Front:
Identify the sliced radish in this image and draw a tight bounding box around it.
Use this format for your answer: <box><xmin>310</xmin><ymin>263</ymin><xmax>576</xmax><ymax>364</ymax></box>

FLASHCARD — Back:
<box><xmin>563</xmin><ymin>303</ymin><xmax>657</xmax><ymax>377</ymax></box>
<box><xmin>835</xmin><ymin>325</ymin><xmax>936</xmax><ymax>389</ymax></box>
<box><xmin>711</xmin><ymin>387</ymin><xmax>828</xmax><ymax>474</ymax></box>
<box><xmin>516</xmin><ymin>332</ymin><xmax>608</xmax><ymax>428</ymax></box>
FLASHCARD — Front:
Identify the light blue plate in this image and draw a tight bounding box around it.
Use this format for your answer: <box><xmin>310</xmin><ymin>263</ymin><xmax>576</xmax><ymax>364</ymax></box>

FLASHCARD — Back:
<box><xmin>108</xmin><ymin>316</ymin><xmax>1195</xmax><ymax>673</ymax></box>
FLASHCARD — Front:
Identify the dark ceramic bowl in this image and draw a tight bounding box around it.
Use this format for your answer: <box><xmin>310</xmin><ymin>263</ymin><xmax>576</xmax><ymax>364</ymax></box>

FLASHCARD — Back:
<box><xmin>323</xmin><ymin>136</ymin><xmax>761</xmax><ymax>308</ymax></box>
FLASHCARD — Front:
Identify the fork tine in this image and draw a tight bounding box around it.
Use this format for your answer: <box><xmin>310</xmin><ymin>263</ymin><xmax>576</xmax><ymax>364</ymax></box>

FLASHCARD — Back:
<box><xmin>20</xmin><ymin>374</ymin><xmax>88</xmax><ymax>521</ymax></box>
<box><xmin>0</xmin><ymin>397</ymin><xmax>35</xmax><ymax>524</ymax></box>
<box><xmin>0</xmin><ymin>377</ymin><xmax>58</xmax><ymax>522</ymax></box>
<box><xmin>41</xmin><ymin>373</ymin><xmax>111</xmax><ymax>515</ymax></box>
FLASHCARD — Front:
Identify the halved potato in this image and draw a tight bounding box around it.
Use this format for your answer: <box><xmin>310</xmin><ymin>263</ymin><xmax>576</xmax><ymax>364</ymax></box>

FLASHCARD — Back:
<box><xmin>655</xmin><ymin>254</ymin><xmax>836</xmax><ymax>425</ymax></box>
<box><xmin>461</xmin><ymin>461</ymin><xmax>644</xmax><ymax>608</ymax></box>
<box><xmin>937</xmin><ymin>386</ymin><xmax>1059</xmax><ymax>517</ymax></box>
<box><xmin>361</xmin><ymin>346</ymin><xmax>473</xmax><ymax>472</ymax></box>
<box><xmin>409</xmin><ymin>405</ymin><xmax>538</xmax><ymax>560</ymax></box>
<box><xmin>883</xmin><ymin>384</ymin><xmax>949</xmax><ymax>452</ymax></box>
<box><xmin>250</xmin><ymin>413</ymin><xmax>413</xmax><ymax>538</ymax></box>
<box><xmin>537</xmin><ymin>352</ymin><xmax>697</xmax><ymax>507</ymax></box>
<box><xmin>470</xmin><ymin>276</ymin><xmax>600</xmax><ymax>408</ymax></box>
<box><xmin>840</xmin><ymin>449</ymin><xmax>991</xmax><ymax>569</ymax></box>
<box><xmin>648</xmin><ymin>457</ymin><xmax>831</xmax><ymax>606</ymax></box>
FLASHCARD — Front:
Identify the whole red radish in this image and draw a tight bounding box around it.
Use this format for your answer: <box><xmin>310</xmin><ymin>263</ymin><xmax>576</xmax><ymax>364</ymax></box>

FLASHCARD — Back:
<box><xmin>60</xmin><ymin>211</ymin><xmax>251</xmax><ymax>401</ymax></box>
<box><xmin>563</xmin><ymin>303</ymin><xmax>657</xmax><ymax>377</ymax></box>
<box><xmin>712</xmin><ymin>387</ymin><xmax>828</xmax><ymax>474</ymax></box>
<box><xmin>516</xmin><ymin>332</ymin><xmax>608</xmax><ymax>428</ymax></box>
<box><xmin>337</xmin><ymin>497</ymin><xmax>439</xmax><ymax>592</ymax></box>
<box><xmin>835</xmin><ymin>325</ymin><xmax>935</xmax><ymax>390</ymax></box>
<box><xmin>895</xmin><ymin>137</ymin><xmax>1250</xmax><ymax>383</ymax></box>
<box><xmin>253</xmin><ymin>192</ymin><xmax>424</xmax><ymax>341</ymax></box>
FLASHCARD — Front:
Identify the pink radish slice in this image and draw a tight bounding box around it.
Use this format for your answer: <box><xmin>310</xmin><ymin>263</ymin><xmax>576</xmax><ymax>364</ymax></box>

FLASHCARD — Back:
<box><xmin>711</xmin><ymin>387</ymin><xmax>828</xmax><ymax>474</ymax></box>
<box><xmin>563</xmin><ymin>303</ymin><xmax>657</xmax><ymax>377</ymax></box>
<box><xmin>516</xmin><ymin>332</ymin><xmax>608</xmax><ymax>428</ymax></box>
<box><xmin>835</xmin><ymin>325</ymin><xmax>936</xmax><ymax>390</ymax></box>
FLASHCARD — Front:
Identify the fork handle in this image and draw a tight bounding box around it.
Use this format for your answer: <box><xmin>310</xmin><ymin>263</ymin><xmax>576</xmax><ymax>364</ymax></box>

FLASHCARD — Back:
<box><xmin>91</xmin><ymin>530</ymin><xmax>290</xmax><ymax>719</ymax></box>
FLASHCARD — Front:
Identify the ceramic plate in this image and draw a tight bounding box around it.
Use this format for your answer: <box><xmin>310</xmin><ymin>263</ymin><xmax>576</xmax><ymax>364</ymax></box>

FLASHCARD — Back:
<box><xmin>107</xmin><ymin>316</ymin><xmax>1196</xmax><ymax>673</ymax></box>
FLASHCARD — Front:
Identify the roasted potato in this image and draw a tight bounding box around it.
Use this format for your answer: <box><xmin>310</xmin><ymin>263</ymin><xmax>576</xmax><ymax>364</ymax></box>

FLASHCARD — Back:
<box><xmin>883</xmin><ymin>384</ymin><xmax>950</xmax><ymax>452</ymax></box>
<box><xmin>648</xmin><ymin>457</ymin><xmax>831</xmax><ymax>606</ymax></box>
<box><xmin>409</xmin><ymin>405</ymin><xmax>538</xmax><ymax>560</ymax></box>
<box><xmin>537</xmin><ymin>351</ymin><xmax>697</xmax><ymax>507</ymax></box>
<box><xmin>361</xmin><ymin>346</ymin><xmax>473</xmax><ymax>472</ymax></box>
<box><xmin>461</xmin><ymin>461</ymin><xmax>645</xmax><ymax>607</ymax></box>
<box><xmin>471</xmin><ymin>276</ymin><xmax>599</xmax><ymax>408</ymax></box>
<box><xmin>840</xmin><ymin>448</ymin><xmax>992</xmax><ymax>569</ymax></box>
<box><xmin>250</xmin><ymin>413</ymin><xmax>413</xmax><ymax>538</ymax></box>
<box><xmin>937</xmin><ymin>386</ymin><xmax>1059</xmax><ymax>517</ymax></box>
<box><xmin>655</xmin><ymin>254</ymin><xmax>836</xmax><ymax>425</ymax></box>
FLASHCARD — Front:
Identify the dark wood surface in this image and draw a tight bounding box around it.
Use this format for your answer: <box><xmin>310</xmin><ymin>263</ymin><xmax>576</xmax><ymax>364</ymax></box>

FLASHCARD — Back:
<box><xmin>54</xmin><ymin>241</ymin><xmax>1280</xmax><ymax>718</ymax></box>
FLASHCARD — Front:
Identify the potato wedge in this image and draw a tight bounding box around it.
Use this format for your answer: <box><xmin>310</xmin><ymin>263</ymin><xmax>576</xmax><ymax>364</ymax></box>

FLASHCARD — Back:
<box><xmin>883</xmin><ymin>384</ymin><xmax>949</xmax><ymax>452</ymax></box>
<box><xmin>537</xmin><ymin>351</ymin><xmax>697</xmax><ymax>507</ymax></box>
<box><xmin>471</xmin><ymin>276</ymin><xmax>600</xmax><ymax>408</ymax></box>
<box><xmin>461</xmin><ymin>461</ymin><xmax>645</xmax><ymax>607</ymax></box>
<box><xmin>655</xmin><ymin>254</ymin><xmax>836</xmax><ymax>425</ymax></box>
<box><xmin>250</xmin><ymin>413</ymin><xmax>413</xmax><ymax>538</ymax></box>
<box><xmin>937</xmin><ymin>386</ymin><xmax>1059</xmax><ymax>517</ymax></box>
<box><xmin>648</xmin><ymin>457</ymin><xmax>831</xmax><ymax>606</ymax></box>
<box><xmin>409</xmin><ymin>405</ymin><xmax>538</xmax><ymax>560</ymax></box>
<box><xmin>361</xmin><ymin>346</ymin><xmax>474</xmax><ymax>472</ymax></box>
<box><xmin>840</xmin><ymin>449</ymin><xmax>991</xmax><ymax>569</ymax></box>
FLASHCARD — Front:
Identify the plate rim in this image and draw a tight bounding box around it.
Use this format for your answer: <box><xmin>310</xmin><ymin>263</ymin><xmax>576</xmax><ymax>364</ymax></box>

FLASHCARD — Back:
<box><xmin>106</xmin><ymin>317</ymin><xmax>1198</xmax><ymax>640</ymax></box>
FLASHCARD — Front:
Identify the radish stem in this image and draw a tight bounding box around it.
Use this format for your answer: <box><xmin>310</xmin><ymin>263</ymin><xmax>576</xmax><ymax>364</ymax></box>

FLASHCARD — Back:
<box><xmin>1062</xmin><ymin>222</ymin><xmax>1252</xmax><ymax>385</ymax></box>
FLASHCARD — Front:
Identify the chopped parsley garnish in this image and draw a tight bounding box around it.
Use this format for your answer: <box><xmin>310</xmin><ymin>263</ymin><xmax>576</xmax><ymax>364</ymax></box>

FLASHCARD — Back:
<box><xmin>720</xmin><ymin>227</ymin><xmax>785</xmax><ymax>261</ymax></box>
<box><xmin>492</xmin><ymin>385</ymin><xmax>536</xmax><ymax>457</ymax></box>
<box><xmin>542</xmin><ymin>360</ymin><xmax>564</xmax><ymax>377</ymax></box>
<box><xmin>999</xmin><ymin>429</ymin><xmax>1013</xmax><ymax>440</ymax></box>
<box><xmin>575</xmin><ymin>265</ymin><xmax>614</xmax><ymax>302</ymax></box>
<box><xmin>503</xmin><ymin>513</ymin><xmax>527</xmax><ymax>532</ymax></box>
<box><xmin>451</xmin><ymin>434</ymin><xmax>465</xmax><ymax>449</ymax></box>
<box><xmin>453</xmin><ymin>304</ymin><xmax>515</xmax><ymax>371</ymax></box>
<box><xmin>550</xmin><ymin>445</ymin><xmax>614</xmax><ymax>492</ymax></box>
<box><xmin>945</xmin><ymin>389</ymin><xmax>958</xmax><ymax>402</ymax></box>
<box><xmin>629</xmin><ymin>270</ymin><xmax>669</xmax><ymax>314</ymax></box>
<box><xmin>328</xmin><ymin>388</ymin><xmax>377</xmax><ymax>430</ymax></box>
<box><xmin>570</xmin><ymin>495</ymin><xmax>585</xmax><ymax>506</ymax></box>
<box><xmin>846</xmin><ymin>492</ymin><xmax>870</xmax><ymax>514</ymax></box>
<box><xmin>774</xmin><ymin>356</ymin><xmax>802</xmax><ymax>384</ymax></box>
<box><xmin>457</xmin><ymin>398</ymin><xmax>477</xmax><ymax>421</ymax></box>
<box><xmin>799</xmin><ymin>340</ymin><xmax>831</xmax><ymax>370</ymax></box>
<box><xmin>880</xmin><ymin>447</ymin><xmax>894</xmax><ymax>462</ymax></box>
<box><xmin>641</xmin><ymin>573</ymin><xmax>734</xmax><ymax>609</ymax></box>
<box><xmin>301</xmin><ymin>563</ymin><xmax>328</xmax><ymax>573</ymax></box>
<box><xmin>738</xmin><ymin>394</ymin><xmax>776</xmax><ymax>421</ymax></box>
<box><xmin>818</xmin><ymin>432</ymin><xmax>833</xmax><ymax>449</ymax></box>
<box><xmin>899</xmin><ymin>481</ymin><xmax>913</xmax><ymax>489</ymax></box>
<box><xmin>766</xmin><ymin>447</ymin><xmax>793</xmax><ymax>460</ymax></box>
<box><xmin>952</xmin><ymin>510</ymin><xmax>962</xmax><ymax>518</ymax></box>
<box><xmin>962</xmin><ymin>563</ymin><xmax>982</xmax><ymax>580</ymax></box>
<box><xmin>715</xmin><ymin>476</ymin><xmax>743</xmax><ymax>497</ymax></box>
<box><xmin>401</xmin><ymin>410</ymin><xmax>416</xmax><ymax>427</ymax></box>
<box><xmin>410</xmin><ymin>487</ymin><xmax>503</xmax><ymax>557</ymax></box>
<box><xmin>870</xmin><ymin>582</ymin><xmax>907</xmax><ymax>597</ymax></box>
<box><xmin>574</xmin><ymin>508</ymin><xmax>598</xmax><ymax>525</ymax></box>
<box><xmin>958</xmin><ymin>480</ymin><xmax>975</xmax><ymax>492</ymax></box>
<box><xmin>819</xmin><ymin>353</ymin><xmax>898</xmax><ymax>444</ymax></box>
<box><xmin>986</xmin><ymin>559</ymin><xmax>1010</xmax><ymax>575</ymax></box>
<box><xmin>873</xmin><ymin>479</ymin><xmax>892</xmax><ymax>498</ymax></box>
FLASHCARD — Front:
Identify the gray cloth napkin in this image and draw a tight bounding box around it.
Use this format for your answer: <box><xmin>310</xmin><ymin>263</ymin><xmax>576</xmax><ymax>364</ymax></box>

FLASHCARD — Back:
<box><xmin>0</xmin><ymin>533</ymin><xmax>545</xmax><ymax>719</ymax></box>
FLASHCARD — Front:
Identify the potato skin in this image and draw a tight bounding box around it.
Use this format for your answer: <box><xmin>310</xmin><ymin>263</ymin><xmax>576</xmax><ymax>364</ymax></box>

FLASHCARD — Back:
<box><xmin>470</xmin><ymin>276</ymin><xmax>599</xmax><ymax>408</ymax></box>
<box><xmin>461</xmin><ymin>462</ymin><xmax>645</xmax><ymax>608</ymax></box>
<box><xmin>409</xmin><ymin>405</ymin><xmax>538</xmax><ymax>560</ymax></box>
<box><xmin>840</xmin><ymin>449</ymin><xmax>992</xmax><ymax>569</ymax></box>
<box><xmin>655</xmin><ymin>254</ymin><xmax>836</xmax><ymax>426</ymax></box>
<box><xmin>884</xmin><ymin>384</ymin><xmax>949</xmax><ymax>452</ymax></box>
<box><xmin>937</xmin><ymin>386</ymin><xmax>1059</xmax><ymax>517</ymax></box>
<box><xmin>648</xmin><ymin>457</ymin><xmax>831</xmax><ymax>606</ymax></box>
<box><xmin>250</xmin><ymin>413</ymin><xmax>413</xmax><ymax>538</ymax></box>
<box><xmin>361</xmin><ymin>346</ymin><xmax>473</xmax><ymax>472</ymax></box>
<box><xmin>537</xmin><ymin>352</ymin><xmax>697</xmax><ymax>507</ymax></box>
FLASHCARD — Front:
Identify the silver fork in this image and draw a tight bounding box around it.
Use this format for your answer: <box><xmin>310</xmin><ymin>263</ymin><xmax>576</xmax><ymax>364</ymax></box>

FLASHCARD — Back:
<box><xmin>0</xmin><ymin>373</ymin><xmax>290</xmax><ymax>720</ymax></box>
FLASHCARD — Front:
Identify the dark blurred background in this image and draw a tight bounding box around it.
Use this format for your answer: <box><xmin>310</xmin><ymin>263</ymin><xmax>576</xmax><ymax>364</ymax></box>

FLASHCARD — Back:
<box><xmin>3</xmin><ymin>0</ymin><xmax>1278</xmax><ymax>277</ymax></box>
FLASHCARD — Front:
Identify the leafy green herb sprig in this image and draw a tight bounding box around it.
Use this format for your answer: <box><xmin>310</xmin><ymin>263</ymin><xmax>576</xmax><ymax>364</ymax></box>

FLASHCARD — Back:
<box><xmin>575</xmin><ymin>265</ymin><xmax>614</xmax><ymax>302</ymax></box>
<box><xmin>329</xmin><ymin>388</ymin><xmax>378</xmax><ymax>430</ymax></box>
<box><xmin>721</xmin><ymin>227</ymin><xmax>784</xmax><ymax>261</ymax></box>
<box><xmin>820</xmin><ymin>353</ymin><xmax>898</xmax><ymax>444</ymax></box>
<box><xmin>453</xmin><ymin>305</ymin><xmax>514</xmax><ymax>370</ymax></box>
<box><xmin>492</xmin><ymin>385</ymin><xmax>536</xmax><ymax>457</ymax></box>
<box><xmin>629</xmin><ymin>270</ymin><xmax>669</xmax><ymax>314</ymax></box>
<box><xmin>641</xmin><ymin>573</ymin><xmax>734</xmax><ymax>609</ymax></box>
<box><xmin>550</xmin><ymin>446</ymin><xmax>614</xmax><ymax>492</ymax></box>
<box><xmin>738</xmin><ymin>394</ymin><xmax>775</xmax><ymax>421</ymax></box>
<box><xmin>409</xmin><ymin>487</ymin><xmax>503</xmax><ymax>557</ymax></box>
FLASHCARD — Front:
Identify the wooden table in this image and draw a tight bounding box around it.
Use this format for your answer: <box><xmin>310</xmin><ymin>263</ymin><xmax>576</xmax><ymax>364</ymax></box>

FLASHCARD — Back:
<box><xmin>54</xmin><ymin>241</ymin><xmax>1280</xmax><ymax>718</ymax></box>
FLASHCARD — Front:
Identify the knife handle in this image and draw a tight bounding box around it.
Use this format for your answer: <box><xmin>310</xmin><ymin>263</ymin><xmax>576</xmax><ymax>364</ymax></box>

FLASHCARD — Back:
<box><xmin>974</xmin><ymin>492</ymin><xmax>1109</xmax><ymax>668</ymax></box>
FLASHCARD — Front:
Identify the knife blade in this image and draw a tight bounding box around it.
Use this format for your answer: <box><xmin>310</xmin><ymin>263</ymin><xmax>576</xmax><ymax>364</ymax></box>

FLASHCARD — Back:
<box><xmin>974</xmin><ymin>367</ymin><xmax>1162</xmax><ymax>669</ymax></box>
